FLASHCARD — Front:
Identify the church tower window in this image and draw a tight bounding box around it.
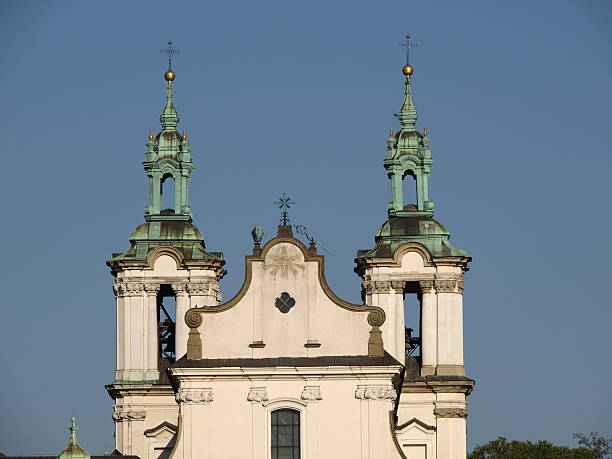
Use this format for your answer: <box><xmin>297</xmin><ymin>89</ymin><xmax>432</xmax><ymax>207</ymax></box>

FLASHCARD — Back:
<box><xmin>271</xmin><ymin>409</ymin><xmax>301</xmax><ymax>459</ymax></box>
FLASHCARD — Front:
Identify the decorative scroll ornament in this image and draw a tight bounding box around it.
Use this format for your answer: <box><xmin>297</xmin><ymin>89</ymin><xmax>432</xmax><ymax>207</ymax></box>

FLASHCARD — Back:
<box><xmin>112</xmin><ymin>410</ymin><xmax>147</xmax><ymax>421</ymax></box>
<box><xmin>264</xmin><ymin>246</ymin><xmax>304</xmax><ymax>278</ymax></box>
<box><xmin>176</xmin><ymin>388</ymin><xmax>214</xmax><ymax>404</ymax></box>
<box><xmin>275</xmin><ymin>292</ymin><xmax>296</xmax><ymax>314</ymax></box>
<box><xmin>301</xmin><ymin>386</ymin><xmax>322</xmax><ymax>401</ymax></box>
<box><xmin>433</xmin><ymin>407</ymin><xmax>468</xmax><ymax>418</ymax></box>
<box><xmin>247</xmin><ymin>387</ymin><xmax>269</xmax><ymax>403</ymax></box>
<box><xmin>355</xmin><ymin>385</ymin><xmax>397</xmax><ymax>401</ymax></box>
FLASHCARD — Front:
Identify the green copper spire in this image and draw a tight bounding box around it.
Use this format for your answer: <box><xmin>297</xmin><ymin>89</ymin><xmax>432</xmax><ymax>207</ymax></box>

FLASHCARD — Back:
<box><xmin>397</xmin><ymin>66</ymin><xmax>418</xmax><ymax>130</ymax></box>
<box><xmin>160</xmin><ymin>77</ymin><xmax>179</xmax><ymax>131</ymax></box>
<box><xmin>384</xmin><ymin>65</ymin><xmax>434</xmax><ymax>217</ymax></box>
<box><xmin>57</xmin><ymin>418</ymin><xmax>90</xmax><ymax>459</ymax></box>
<box><xmin>143</xmin><ymin>69</ymin><xmax>194</xmax><ymax>221</ymax></box>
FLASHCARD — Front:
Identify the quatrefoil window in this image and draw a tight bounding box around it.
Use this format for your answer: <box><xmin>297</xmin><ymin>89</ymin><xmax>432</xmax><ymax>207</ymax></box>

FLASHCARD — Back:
<box><xmin>274</xmin><ymin>292</ymin><xmax>295</xmax><ymax>314</ymax></box>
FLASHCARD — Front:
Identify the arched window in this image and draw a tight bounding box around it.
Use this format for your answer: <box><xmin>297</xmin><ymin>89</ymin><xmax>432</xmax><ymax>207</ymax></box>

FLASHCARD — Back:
<box><xmin>402</xmin><ymin>169</ymin><xmax>417</xmax><ymax>209</ymax></box>
<box><xmin>271</xmin><ymin>409</ymin><xmax>300</xmax><ymax>459</ymax></box>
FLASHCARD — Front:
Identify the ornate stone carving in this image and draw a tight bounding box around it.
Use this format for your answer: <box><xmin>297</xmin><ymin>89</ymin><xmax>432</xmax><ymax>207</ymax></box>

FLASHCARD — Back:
<box><xmin>144</xmin><ymin>283</ymin><xmax>160</xmax><ymax>295</ymax></box>
<box><xmin>433</xmin><ymin>407</ymin><xmax>468</xmax><ymax>418</ymax></box>
<box><xmin>370</xmin><ymin>281</ymin><xmax>392</xmax><ymax>294</ymax></box>
<box><xmin>418</xmin><ymin>280</ymin><xmax>434</xmax><ymax>293</ymax></box>
<box><xmin>435</xmin><ymin>280</ymin><xmax>458</xmax><ymax>293</ymax></box>
<box><xmin>112</xmin><ymin>410</ymin><xmax>147</xmax><ymax>421</ymax></box>
<box><xmin>457</xmin><ymin>280</ymin><xmax>465</xmax><ymax>294</ymax></box>
<box><xmin>176</xmin><ymin>388</ymin><xmax>214</xmax><ymax>404</ymax></box>
<box><xmin>355</xmin><ymin>385</ymin><xmax>397</xmax><ymax>401</ymax></box>
<box><xmin>114</xmin><ymin>281</ymin><xmax>145</xmax><ymax>296</ymax></box>
<box><xmin>301</xmin><ymin>386</ymin><xmax>322</xmax><ymax>401</ymax></box>
<box><xmin>187</xmin><ymin>282</ymin><xmax>221</xmax><ymax>301</ymax></box>
<box><xmin>172</xmin><ymin>282</ymin><xmax>188</xmax><ymax>295</ymax></box>
<box><xmin>247</xmin><ymin>387</ymin><xmax>268</xmax><ymax>403</ymax></box>
<box><xmin>391</xmin><ymin>281</ymin><xmax>406</xmax><ymax>292</ymax></box>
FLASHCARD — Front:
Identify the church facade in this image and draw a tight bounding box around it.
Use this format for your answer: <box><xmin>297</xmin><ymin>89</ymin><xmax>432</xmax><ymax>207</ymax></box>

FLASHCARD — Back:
<box><xmin>105</xmin><ymin>60</ymin><xmax>473</xmax><ymax>459</ymax></box>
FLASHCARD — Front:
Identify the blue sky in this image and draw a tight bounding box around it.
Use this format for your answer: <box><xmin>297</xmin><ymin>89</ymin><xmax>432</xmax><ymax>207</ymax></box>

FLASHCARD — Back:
<box><xmin>0</xmin><ymin>0</ymin><xmax>610</xmax><ymax>454</ymax></box>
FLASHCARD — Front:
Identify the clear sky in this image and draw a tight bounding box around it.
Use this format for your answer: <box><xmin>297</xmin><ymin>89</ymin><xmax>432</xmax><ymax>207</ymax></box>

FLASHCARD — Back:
<box><xmin>0</xmin><ymin>0</ymin><xmax>610</xmax><ymax>455</ymax></box>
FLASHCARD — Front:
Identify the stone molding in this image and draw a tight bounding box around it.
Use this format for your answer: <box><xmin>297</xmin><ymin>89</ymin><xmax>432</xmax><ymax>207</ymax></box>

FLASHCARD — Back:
<box><xmin>433</xmin><ymin>407</ymin><xmax>468</xmax><ymax>418</ymax></box>
<box><xmin>176</xmin><ymin>388</ymin><xmax>214</xmax><ymax>404</ymax></box>
<box><xmin>112</xmin><ymin>409</ymin><xmax>147</xmax><ymax>421</ymax></box>
<box><xmin>247</xmin><ymin>387</ymin><xmax>269</xmax><ymax>403</ymax></box>
<box><xmin>300</xmin><ymin>386</ymin><xmax>322</xmax><ymax>401</ymax></box>
<box><xmin>355</xmin><ymin>384</ymin><xmax>397</xmax><ymax>401</ymax></box>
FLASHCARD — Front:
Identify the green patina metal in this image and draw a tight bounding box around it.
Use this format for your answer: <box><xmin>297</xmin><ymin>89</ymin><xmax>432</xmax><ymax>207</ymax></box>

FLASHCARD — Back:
<box><xmin>144</xmin><ymin>77</ymin><xmax>193</xmax><ymax>221</ymax></box>
<box><xmin>357</xmin><ymin>67</ymin><xmax>467</xmax><ymax>261</ymax></box>
<box><xmin>57</xmin><ymin>418</ymin><xmax>90</xmax><ymax>459</ymax></box>
<box><xmin>385</xmin><ymin>70</ymin><xmax>434</xmax><ymax>217</ymax></box>
<box><xmin>109</xmin><ymin>72</ymin><xmax>224</xmax><ymax>270</ymax></box>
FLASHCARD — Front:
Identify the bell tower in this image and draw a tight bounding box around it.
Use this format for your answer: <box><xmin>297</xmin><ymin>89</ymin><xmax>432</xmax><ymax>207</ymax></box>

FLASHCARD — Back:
<box><xmin>105</xmin><ymin>63</ymin><xmax>226</xmax><ymax>458</ymax></box>
<box><xmin>355</xmin><ymin>61</ymin><xmax>474</xmax><ymax>458</ymax></box>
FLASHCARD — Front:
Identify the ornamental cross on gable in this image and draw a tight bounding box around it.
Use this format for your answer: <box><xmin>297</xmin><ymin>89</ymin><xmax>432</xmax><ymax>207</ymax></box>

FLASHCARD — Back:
<box><xmin>275</xmin><ymin>193</ymin><xmax>294</xmax><ymax>226</ymax></box>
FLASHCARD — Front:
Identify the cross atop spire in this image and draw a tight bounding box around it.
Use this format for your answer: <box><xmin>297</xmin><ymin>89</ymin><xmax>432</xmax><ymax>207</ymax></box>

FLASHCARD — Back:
<box><xmin>161</xmin><ymin>40</ymin><xmax>180</xmax><ymax>70</ymax></box>
<box><xmin>399</xmin><ymin>34</ymin><xmax>418</xmax><ymax>66</ymax></box>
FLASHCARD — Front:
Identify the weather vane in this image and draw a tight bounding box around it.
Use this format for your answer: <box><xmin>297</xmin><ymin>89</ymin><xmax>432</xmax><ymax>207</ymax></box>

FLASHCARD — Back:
<box><xmin>274</xmin><ymin>193</ymin><xmax>295</xmax><ymax>226</ymax></box>
<box><xmin>161</xmin><ymin>40</ymin><xmax>180</xmax><ymax>70</ymax></box>
<box><xmin>399</xmin><ymin>34</ymin><xmax>418</xmax><ymax>66</ymax></box>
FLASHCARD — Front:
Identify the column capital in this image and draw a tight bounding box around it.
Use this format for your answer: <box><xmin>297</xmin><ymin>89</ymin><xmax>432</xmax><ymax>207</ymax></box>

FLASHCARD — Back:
<box><xmin>301</xmin><ymin>385</ymin><xmax>322</xmax><ymax>402</ymax></box>
<box><xmin>418</xmin><ymin>280</ymin><xmax>434</xmax><ymax>293</ymax></box>
<box><xmin>435</xmin><ymin>279</ymin><xmax>463</xmax><ymax>293</ymax></box>
<box><xmin>363</xmin><ymin>280</ymin><xmax>392</xmax><ymax>294</ymax></box>
<box><xmin>390</xmin><ymin>280</ymin><xmax>406</xmax><ymax>292</ymax></box>
<box><xmin>144</xmin><ymin>282</ymin><xmax>160</xmax><ymax>295</ymax></box>
<box><xmin>172</xmin><ymin>282</ymin><xmax>188</xmax><ymax>295</ymax></box>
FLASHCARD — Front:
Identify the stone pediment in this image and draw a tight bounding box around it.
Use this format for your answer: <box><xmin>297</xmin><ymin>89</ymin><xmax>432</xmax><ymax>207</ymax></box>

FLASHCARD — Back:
<box><xmin>183</xmin><ymin>233</ymin><xmax>386</xmax><ymax>360</ymax></box>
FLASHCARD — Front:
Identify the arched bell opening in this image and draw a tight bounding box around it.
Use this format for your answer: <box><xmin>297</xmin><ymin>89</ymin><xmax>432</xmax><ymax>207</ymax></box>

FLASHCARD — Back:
<box><xmin>402</xmin><ymin>169</ymin><xmax>418</xmax><ymax>211</ymax></box>
<box><xmin>160</xmin><ymin>173</ymin><xmax>175</xmax><ymax>212</ymax></box>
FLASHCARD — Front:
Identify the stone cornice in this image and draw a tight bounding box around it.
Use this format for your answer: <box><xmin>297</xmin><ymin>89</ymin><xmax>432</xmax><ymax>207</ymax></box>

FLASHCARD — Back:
<box><xmin>401</xmin><ymin>378</ymin><xmax>474</xmax><ymax>396</ymax></box>
<box><xmin>105</xmin><ymin>383</ymin><xmax>175</xmax><ymax>399</ymax></box>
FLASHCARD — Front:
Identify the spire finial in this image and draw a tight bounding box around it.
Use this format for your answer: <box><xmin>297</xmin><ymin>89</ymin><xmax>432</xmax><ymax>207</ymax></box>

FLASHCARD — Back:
<box><xmin>396</xmin><ymin>33</ymin><xmax>418</xmax><ymax>130</ymax></box>
<box><xmin>69</xmin><ymin>417</ymin><xmax>78</xmax><ymax>445</ymax></box>
<box><xmin>399</xmin><ymin>33</ymin><xmax>417</xmax><ymax>75</ymax></box>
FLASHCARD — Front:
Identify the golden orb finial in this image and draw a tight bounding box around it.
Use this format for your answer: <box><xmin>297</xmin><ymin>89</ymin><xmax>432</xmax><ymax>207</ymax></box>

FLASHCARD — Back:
<box><xmin>423</xmin><ymin>128</ymin><xmax>428</xmax><ymax>137</ymax></box>
<box><xmin>148</xmin><ymin>130</ymin><xmax>154</xmax><ymax>141</ymax></box>
<box><xmin>389</xmin><ymin>128</ymin><xmax>394</xmax><ymax>137</ymax></box>
<box><xmin>402</xmin><ymin>64</ymin><xmax>414</xmax><ymax>76</ymax></box>
<box><xmin>182</xmin><ymin>130</ymin><xmax>188</xmax><ymax>141</ymax></box>
<box><xmin>164</xmin><ymin>69</ymin><xmax>176</xmax><ymax>81</ymax></box>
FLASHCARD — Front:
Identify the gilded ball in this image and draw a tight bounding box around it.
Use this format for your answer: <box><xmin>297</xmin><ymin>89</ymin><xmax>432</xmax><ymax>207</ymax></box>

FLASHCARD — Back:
<box><xmin>402</xmin><ymin>64</ymin><xmax>414</xmax><ymax>76</ymax></box>
<box><xmin>164</xmin><ymin>70</ymin><xmax>176</xmax><ymax>81</ymax></box>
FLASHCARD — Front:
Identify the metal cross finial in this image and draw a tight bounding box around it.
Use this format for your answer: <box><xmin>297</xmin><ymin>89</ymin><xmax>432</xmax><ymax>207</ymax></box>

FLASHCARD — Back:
<box><xmin>274</xmin><ymin>193</ymin><xmax>295</xmax><ymax>226</ymax></box>
<box><xmin>399</xmin><ymin>34</ymin><xmax>418</xmax><ymax>65</ymax></box>
<box><xmin>161</xmin><ymin>40</ymin><xmax>180</xmax><ymax>70</ymax></box>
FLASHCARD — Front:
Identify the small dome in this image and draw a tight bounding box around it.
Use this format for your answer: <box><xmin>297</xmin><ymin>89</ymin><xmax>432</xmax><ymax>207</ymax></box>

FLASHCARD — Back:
<box><xmin>57</xmin><ymin>418</ymin><xmax>90</xmax><ymax>459</ymax></box>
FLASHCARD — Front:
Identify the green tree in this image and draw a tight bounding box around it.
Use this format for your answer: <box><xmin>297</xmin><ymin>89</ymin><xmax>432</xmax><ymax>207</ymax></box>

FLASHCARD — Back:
<box><xmin>573</xmin><ymin>432</ymin><xmax>612</xmax><ymax>458</ymax></box>
<box><xmin>468</xmin><ymin>436</ymin><xmax>597</xmax><ymax>459</ymax></box>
